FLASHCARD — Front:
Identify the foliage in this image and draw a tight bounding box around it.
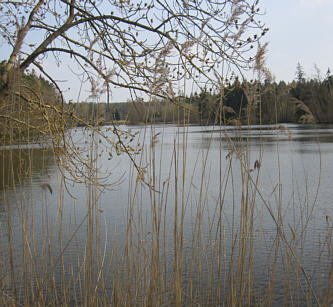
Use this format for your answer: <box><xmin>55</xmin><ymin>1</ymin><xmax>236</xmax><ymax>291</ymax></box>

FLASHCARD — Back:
<box><xmin>77</xmin><ymin>67</ymin><xmax>333</xmax><ymax>125</ymax></box>
<box><xmin>0</xmin><ymin>61</ymin><xmax>65</xmax><ymax>141</ymax></box>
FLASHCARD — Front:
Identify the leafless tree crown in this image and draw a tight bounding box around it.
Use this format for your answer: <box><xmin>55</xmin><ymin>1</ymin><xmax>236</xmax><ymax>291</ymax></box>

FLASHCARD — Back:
<box><xmin>0</xmin><ymin>0</ymin><xmax>266</xmax><ymax>99</ymax></box>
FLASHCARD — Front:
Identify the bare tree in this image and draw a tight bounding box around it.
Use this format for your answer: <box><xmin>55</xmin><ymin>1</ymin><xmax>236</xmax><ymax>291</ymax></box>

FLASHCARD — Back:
<box><xmin>0</xmin><ymin>0</ymin><xmax>266</xmax><ymax>100</ymax></box>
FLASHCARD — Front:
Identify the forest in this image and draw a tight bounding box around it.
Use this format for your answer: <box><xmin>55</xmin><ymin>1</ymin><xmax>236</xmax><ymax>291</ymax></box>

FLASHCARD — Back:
<box><xmin>72</xmin><ymin>65</ymin><xmax>333</xmax><ymax>126</ymax></box>
<box><xmin>0</xmin><ymin>60</ymin><xmax>66</xmax><ymax>141</ymax></box>
<box><xmin>2</xmin><ymin>60</ymin><xmax>332</xmax><ymax>130</ymax></box>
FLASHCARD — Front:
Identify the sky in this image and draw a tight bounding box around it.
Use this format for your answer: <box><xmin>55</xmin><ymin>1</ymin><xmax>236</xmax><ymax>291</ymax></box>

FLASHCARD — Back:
<box><xmin>260</xmin><ymin>0</ymin><xmax>333</xmax><ymax>82</ymax></box>
<box><xmin>1</xmin><ymin>0</ymin><xmax>332</xmax><ymax>101</ymax></box>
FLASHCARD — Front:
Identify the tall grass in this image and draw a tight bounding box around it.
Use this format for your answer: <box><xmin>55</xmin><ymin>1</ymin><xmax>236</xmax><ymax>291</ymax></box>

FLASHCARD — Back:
<box><xmin>0</xmin><ymin>79</ymin><xmax>332</xmax><ymax>306</ymax></box>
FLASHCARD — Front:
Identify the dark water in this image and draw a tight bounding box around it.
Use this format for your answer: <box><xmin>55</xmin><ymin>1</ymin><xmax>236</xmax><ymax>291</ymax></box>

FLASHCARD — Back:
<box><xmin>0</xmin><ymin>124</ymin><xmax>332</xmax><ymax>305</ymax></box>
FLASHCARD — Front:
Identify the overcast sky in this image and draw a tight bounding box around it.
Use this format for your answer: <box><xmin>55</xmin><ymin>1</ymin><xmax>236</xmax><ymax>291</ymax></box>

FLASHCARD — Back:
<box><xmin>260</xmin><ymin>0</ymin><xmax>333</xmax><ymax>82</ymax></box>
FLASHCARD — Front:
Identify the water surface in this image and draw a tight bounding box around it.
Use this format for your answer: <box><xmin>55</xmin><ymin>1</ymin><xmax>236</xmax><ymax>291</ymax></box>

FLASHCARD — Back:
<box><xmin>0</xmin><ymin>124</ymin><xmax>332</xmax><ymax>305</ymax></box>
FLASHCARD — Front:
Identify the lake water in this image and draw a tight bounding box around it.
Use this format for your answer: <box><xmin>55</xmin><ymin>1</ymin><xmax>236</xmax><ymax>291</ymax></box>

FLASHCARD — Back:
<box><xmin>0</xmin><ymin>124</ymin><xmax>332</xmax><ymax>305</ymax></box>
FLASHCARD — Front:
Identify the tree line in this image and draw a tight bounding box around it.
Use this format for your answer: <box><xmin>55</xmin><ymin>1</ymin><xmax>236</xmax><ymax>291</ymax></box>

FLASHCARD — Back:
<box><xmin>72</xmin><ymin>64</ymin><xmax>333</xmax><ymax>125</ymax></box>
<box><xmin>2</xmin><ymin>60</ymin><xmax>331</xmax><ymax>129</ymax></box>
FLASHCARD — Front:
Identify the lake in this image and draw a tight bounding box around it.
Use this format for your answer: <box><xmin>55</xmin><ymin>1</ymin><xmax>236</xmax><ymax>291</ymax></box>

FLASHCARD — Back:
<box><xmin>0</xmin><ymin>123</ymin><xmax>332</xmax><ymax>305</ymax></box>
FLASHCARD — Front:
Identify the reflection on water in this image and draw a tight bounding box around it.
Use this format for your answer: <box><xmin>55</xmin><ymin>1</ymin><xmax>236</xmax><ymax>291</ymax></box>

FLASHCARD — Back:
<box><xmin>0</xmin><ymin>146</ymin><xmax>55</xmax><ymax>189</ymax></box>
<box><xmin>196</xmin><ymin>123</ymin><xmax>333</xmax><ymax>145</ymax></box>
<box><xmin>0</xmin><ymin>124</ymin><xmax>332</xmax><ymax>305</ymax></box>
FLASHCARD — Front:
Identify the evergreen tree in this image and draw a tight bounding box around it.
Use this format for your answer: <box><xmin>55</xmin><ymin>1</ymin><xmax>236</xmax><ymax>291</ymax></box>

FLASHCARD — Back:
<box><xmin>296</xmin><ymin>62</ymin><xmax>305</xmax><ymax>83</ymax></box>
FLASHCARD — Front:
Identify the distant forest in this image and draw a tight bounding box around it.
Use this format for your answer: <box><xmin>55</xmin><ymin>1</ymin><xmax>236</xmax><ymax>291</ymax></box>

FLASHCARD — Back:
<box><xmin>1</xmin><ymin>61</ymin><xmax>332</xmax><ymax>128</ymax></box>
<box><xmin>72</xmin><ymin>64</ymin><xmax>333</xmax><ymax>126</ymax></box>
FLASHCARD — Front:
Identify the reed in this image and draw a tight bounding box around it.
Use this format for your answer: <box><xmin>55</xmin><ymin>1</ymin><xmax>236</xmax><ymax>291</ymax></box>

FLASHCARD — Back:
<box><xmin>0</xmin><ymin>67</ymin><xmax>332</xmax><ymax>307</ymax></box>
